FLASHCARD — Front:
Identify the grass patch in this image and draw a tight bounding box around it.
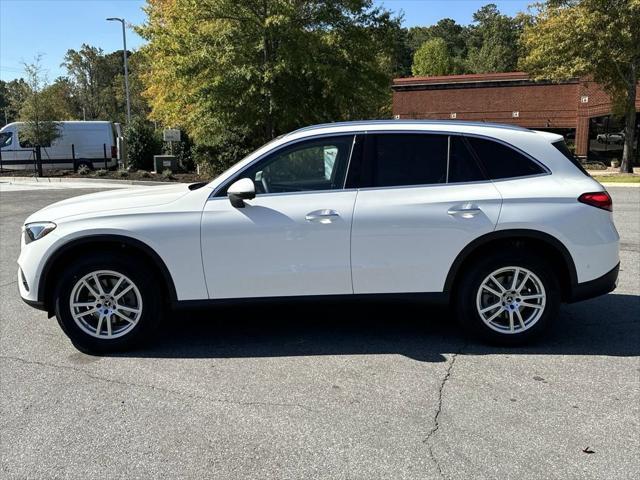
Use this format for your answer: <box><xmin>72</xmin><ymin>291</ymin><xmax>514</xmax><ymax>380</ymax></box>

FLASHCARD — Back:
<box><xmin>592</xmin><ymin>175</ymin><xmax>640</xmax><ymax>183</ymax></box>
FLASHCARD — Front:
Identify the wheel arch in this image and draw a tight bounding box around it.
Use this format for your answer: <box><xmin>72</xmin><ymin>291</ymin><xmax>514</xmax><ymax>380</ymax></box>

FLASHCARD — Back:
<box><xmin>38</xmin><ymin>234</ymin><xmax>178</xmax><ymax>314</ymax></box>
<box><xmin>444</xmin><ymin>229</ymin><xmax>578</xmax><ymax>301</ymax></box>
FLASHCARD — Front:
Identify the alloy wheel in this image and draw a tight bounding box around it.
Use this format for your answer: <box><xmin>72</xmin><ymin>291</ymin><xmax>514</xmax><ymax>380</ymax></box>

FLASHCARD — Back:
<box><xmin>69</xmin><ymin>270</ymin><xmax>143</xmax><ymax>339</ymax></box>
<box><xmin>475</xmin><ymin>266</ymin><xmax>546</xmax><ymax>334</ymax></box>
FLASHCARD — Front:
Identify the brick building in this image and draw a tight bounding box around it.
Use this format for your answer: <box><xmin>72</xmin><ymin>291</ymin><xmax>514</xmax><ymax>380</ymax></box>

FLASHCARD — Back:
<box><xmin>392</xmin><ymin>72</ymin><xmax>640</xmax><ymax>159</ymax></box>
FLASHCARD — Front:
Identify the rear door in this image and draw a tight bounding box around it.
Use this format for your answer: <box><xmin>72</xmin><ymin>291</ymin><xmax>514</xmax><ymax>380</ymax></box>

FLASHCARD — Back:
<box><xmin>351</xmin><ymin>133</ymin><xmax>502</xmax><ymax>294</ymax></box>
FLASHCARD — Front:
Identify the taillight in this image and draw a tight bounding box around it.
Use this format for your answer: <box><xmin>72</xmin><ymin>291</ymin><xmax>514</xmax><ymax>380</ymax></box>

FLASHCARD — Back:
<box><xmin>578</xmin><ymin>191</ymin><xmax>612</xmax><ymax>211</ymax></box>
<box><xmin>111</xmin><ymin>145</ymin><xmax>118</xmax><ymax>159</ymax></box>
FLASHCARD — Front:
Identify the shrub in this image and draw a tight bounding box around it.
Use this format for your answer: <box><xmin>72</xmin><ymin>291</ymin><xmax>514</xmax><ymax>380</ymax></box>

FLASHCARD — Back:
<box><xmin>95</xmin><ymin>169</ymin><xmax>108</xmax><ymax>177</ymax></box>
<box><xmin>139</xmin><ymin>170</ymin><xmax>151</xmax><ymax>178</ymax></box>
<box><xmin>125</xmin><ymin>117</ymin><xmax>162</xmax><ymax>171</ymax></box>
<box><xmin>77</xmin><ymin>165</ymin><xmax>90</xmax><ymax>175</ymax></box>
<box><xmin>117</xmin><ymin>169</ymin><xmax>129</xmax><ymax>178</ymax></box>
<box><xmin>583</xmin><ymin>161</ymin><xmax>607</xmax><ymax>170</ymax></box>
<box><xmin>161</xmin><ymin>168</ymin><xmax>175</xmax><ymax>180</ymax></box>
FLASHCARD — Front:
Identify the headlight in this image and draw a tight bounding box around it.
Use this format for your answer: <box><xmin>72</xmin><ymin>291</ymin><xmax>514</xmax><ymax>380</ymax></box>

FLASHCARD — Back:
<box><xmin>23</xmin><ymin>222</ymin><xmax>56</xmax><ymax>244</ymax></box>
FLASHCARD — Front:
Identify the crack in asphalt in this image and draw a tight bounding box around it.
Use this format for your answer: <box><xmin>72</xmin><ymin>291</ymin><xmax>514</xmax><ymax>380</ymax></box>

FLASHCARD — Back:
<box><xmin>0</xmin><ymin>280</ymin><xmax>17</xmax><ymax>288</ymax></box>
<box><xmin>0</xmin><ymin>354</ymin><xmax>319</xmax><ymax>413</ymax></box>
<box><xmin>423</xmin><ymin>346</ymin><xmax>464</xmax><ymax>480</ymax></box>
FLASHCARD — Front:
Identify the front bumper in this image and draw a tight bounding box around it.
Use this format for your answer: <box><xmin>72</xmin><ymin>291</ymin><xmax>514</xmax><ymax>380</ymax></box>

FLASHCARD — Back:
<box><xmin>568</xmin><ymin>263</ymin><xmax>619</xmax><ymax>303</ymax></box>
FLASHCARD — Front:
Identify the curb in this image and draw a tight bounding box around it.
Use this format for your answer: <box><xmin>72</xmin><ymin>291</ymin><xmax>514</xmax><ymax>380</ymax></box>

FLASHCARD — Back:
<box><xmin>600</xmin><ymin>182</ymin><xmax>640</xmax><ymax>188</ymax></box>
<box><xmin>0</xmin><ymin>176</ymin><xmax>177</xmax><ymax>186</ymax></box>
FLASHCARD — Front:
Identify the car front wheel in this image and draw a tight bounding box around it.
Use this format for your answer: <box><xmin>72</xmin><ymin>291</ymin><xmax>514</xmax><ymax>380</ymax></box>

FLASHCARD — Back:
<box><xmin>54</xmin><ymin>253</ymin><xmax>162</xmax><ymax>354</ymax></box>
<box><xmin>455</xmin><ymin>251</ymin><xmax>560</xmax><ymax>345</ymax></box>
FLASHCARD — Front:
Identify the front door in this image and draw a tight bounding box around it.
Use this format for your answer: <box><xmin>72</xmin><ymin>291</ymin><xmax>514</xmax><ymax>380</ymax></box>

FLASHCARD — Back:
<box><xmin>201</xmin><ymin>134</ymin><xmax>358</xmax><ymax>299</ymax></box>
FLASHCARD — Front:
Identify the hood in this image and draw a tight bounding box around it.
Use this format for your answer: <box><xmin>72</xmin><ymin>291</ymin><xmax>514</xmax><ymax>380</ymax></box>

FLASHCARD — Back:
<box><xmin>25</xmin><ymin>183</ymin><xmax>192</xmax><ymax>223</ymax></box>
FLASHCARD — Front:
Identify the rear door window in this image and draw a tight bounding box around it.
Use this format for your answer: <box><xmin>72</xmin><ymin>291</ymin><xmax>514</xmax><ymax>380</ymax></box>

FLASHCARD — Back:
<box><xmin>466</xmin><ymin>137</ymin><xmax>545</xmax><ymax>179</ymax></box>
<box><xmin>448</xmin><ymin>136</ymin><xmax>486</xmax><ymax>183</ymax></box>
<box><xmin>363</xmin><ymin>134</ymin><xmax>448</xmax><ymax>188</ymax></box>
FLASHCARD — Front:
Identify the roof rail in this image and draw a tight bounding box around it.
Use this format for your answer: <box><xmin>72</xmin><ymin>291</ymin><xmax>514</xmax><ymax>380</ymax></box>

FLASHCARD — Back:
<box><xmin>288</xmin><ymin>119</ymin><xmax>530</xmax><ymax>135</ymax></box>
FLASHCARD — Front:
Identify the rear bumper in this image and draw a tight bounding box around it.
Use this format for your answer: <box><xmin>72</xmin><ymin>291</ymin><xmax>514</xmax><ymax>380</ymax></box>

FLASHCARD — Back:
<box><xmin>568</xmin><ymin>263</ymin><xmax>619</xmax><ymax>303</ymax></box>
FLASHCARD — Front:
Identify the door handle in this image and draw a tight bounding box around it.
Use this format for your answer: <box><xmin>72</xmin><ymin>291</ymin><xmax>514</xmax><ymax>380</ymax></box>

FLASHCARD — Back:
<box><xmin>305</xmin><ymin>209</ymin><xmax>340</xmax><ymax>223</ymax></box>
<box><xmin>447</xmin><ymin>204</ymin><xmax>482</xmax><ymax>218</ymax></box>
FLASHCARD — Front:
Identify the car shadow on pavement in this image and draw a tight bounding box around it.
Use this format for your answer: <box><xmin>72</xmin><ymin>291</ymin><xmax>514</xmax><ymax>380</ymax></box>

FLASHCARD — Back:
<box><xmin>114</xmin><ymin>293</ymin><xmax>640</xmax><ymax>362</ymax></box>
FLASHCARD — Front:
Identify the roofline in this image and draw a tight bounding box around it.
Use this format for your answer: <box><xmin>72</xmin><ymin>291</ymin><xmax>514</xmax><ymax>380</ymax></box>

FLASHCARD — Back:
<box><xmin>288</xmin><ymin>120</ymin><xmax>531</xmax><ymax>135</ymax></box>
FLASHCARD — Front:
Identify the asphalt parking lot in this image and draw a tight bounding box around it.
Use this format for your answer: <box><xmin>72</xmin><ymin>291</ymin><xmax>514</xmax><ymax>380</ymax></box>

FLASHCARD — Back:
<box><xmin>0</xmin><ymin>185</ymin><xmax>638</xmax><ymax>479</ymax></box>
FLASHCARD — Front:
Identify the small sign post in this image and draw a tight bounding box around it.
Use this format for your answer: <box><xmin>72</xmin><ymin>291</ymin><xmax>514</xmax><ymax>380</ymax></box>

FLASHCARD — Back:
<box><xmin>163</xmin><ymin>129</ymin><xmax>180</xmax><ymax>157</ymax></box>
<box><xmin>163</xmin><ymin>129</ymin><xmax>181</xmax><ymax>142</ymax></box>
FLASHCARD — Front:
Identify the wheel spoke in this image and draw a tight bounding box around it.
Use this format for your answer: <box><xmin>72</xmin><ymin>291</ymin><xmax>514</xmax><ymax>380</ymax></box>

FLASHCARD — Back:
<box><xmin>515</xmin><ymin>309</ymin><xmax>526</xmax><ymax>329</ymax></box>
<box><xmin>510</xmin><ymin>268</ymin><xmax>520</xmax><ymax>290</ymax></box>
<box><xmin>115</xmin><ymin>284</ymin><xmax>134</xmax><ymax>300</ymax></box>
<box><xmin>508</xmin><ymin>310</ymin><xmax>514</xmax><ymax>332</ymax></box>
<box><xmin>521</xmin><ymin>294</ymin><xmax>544</xmax><ymax>300</ymax></box>
<box><xmin>482</xmin><ymin>285</ymin><xmax>502</xmax><ymax>298</ymax></box>
<box><xmin>106</xmin><ymin>315</ymin><xmax>113</xmax><ymax>337</ymax></box>
<box><xmin>520</xmin><ymin>301</ymin><xmax>544</xmax><ymax>309</ymax></box>
<box><xmin>82</xmin><ymin>280</ymin><xmax>100</xmax><ymax>299</ymax></box>
<box><xmin>110</xmin><ymin>276</ymin><xmax>125</xmax><ymax>296</ymax></box>
<box><xmin>73</xmin><ymin>306</ymin><xmax>99</xmax><ymax>319</ymax></box>
<box><xmin>486</xmin><ymin>308</ymin><xmax>503</xmax><ymax>324</ymax></box>
<box><xmin>72</xmin><ymin>301</ymin><xmax>96</xmax><ymax>308</ymax></box>
<box><xmin>516</xmin><ymin>272</ymin><xmax>530</xmax><ymax>293</ymax></box>
<box><xmin>489</xmin><ymin>275</ymin><xmax>506</xmax><ymax>292</ymax></box>
<box><xmin>92</xmin><ymin>274</ymin><xmax>105</xmax><ymax>295</ymax></box>
<box><xmin>480</xmin><ymin>302</ymin><xmax>502</xmax><ymax>314</ymax></box>
<box><xmin>116</xmin><ymin>304</ymin><xmax>140</xmax><ymax>314</ymax></box>
<box><xmin>96</xmin><ymin>314</ymin><xmax>104</xmax><ymax>335</ymax></box>
<box><xmin>113</xmin><ymin>311</ymin><xmax>135</xmax><ymax>324</ymax></box>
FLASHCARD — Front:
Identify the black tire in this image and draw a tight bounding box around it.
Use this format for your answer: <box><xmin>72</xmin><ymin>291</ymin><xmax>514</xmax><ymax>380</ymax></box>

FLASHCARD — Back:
<box><xmin>54</xmin><ymin>253</ymin><xmax>162</xmax><ymax>354</ymax></box>
<box><xmin>74</xmin><ymin>160</ymin><xmax>94</xmax><ymax>172</ymax></box>
<box><xmin>454</xmin><ymin>250</ymin><xmax>560</xmax><ymax>346</ymax></box>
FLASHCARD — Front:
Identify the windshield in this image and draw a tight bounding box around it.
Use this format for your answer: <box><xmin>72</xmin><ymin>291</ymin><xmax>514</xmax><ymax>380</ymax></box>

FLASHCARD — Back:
<box><xmin>0</xmin><ymin>131</ymin><xmax>12</xmax><ymax>148</ymax></box>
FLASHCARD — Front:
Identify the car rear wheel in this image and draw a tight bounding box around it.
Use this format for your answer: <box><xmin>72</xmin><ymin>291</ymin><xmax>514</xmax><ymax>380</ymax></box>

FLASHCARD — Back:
<box><xmin>454</xmin><ymin>251</ymin><xmax>560</xmax><ymax>345</ymax></box>
<box><xmin>54</xmin><ymin>253</ymin><xmax>161</xmax><ymax>354</ymax></box>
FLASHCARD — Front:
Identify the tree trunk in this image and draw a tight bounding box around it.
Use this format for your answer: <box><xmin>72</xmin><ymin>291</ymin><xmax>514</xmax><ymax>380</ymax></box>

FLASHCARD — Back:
<box><xmin>620</xmin><ymin>70</ymin><xmax>637</xmax><ymax>174</ymax></box>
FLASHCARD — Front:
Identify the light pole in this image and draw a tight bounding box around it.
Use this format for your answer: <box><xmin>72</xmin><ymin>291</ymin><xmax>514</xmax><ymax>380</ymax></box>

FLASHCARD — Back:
<box><xmin>106</xmin><ymin>17</ymin><xmax>131</xmax><ymax>124</ymax></box>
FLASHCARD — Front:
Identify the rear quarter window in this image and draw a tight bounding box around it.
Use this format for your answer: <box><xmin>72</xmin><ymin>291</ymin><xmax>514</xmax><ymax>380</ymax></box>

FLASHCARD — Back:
<box><xmin>466</xmin><ymin>137</ymin><xmax>545</xmax><ymax>180</ymax></box>
<box><xmin>552</xmin><ymin>140</ymin><xmax>589</xmax><ymax>176</ymax></box>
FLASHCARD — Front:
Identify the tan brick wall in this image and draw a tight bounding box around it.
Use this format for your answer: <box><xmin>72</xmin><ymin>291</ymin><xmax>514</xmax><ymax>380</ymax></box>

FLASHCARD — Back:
<box><xmin>392</xmin><ymin>73</ymin><xmax>640</xmax><ymax>158</ymax></box>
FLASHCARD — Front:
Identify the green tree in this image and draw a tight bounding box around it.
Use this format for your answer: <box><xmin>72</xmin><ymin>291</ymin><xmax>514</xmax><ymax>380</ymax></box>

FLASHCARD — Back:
<box><xmin>62</xmin><ymin>44</ymin><xmax>111</xmax><ymax>119</ymax></box>
<box><xmin>138</xmin><ymin>0</ymin><xmax>402</xmax><ymax>172</ymax></box>
<box><xmin>18</xmin><ymin>57</ymin><xmax>62</xmax><ymax>148</ymax></box>
<box><xmin>42</xmin><ymin>77</ymin><xmax>79</xmax><ymax>120</ymax></box>
<box><xmin>412</xmin><ymin>38</ymin><xmax>453</xmax><ymax>76</ymax></box>
<box><xmin>520</xmin><ymin>0</ymin><xmax>640</xmax><ymax>173</ymax></box>
<box><xmin>407</xmin><ymin>19</ymin><xmax>469</xmax><ymax>75</ymax></box>
<box><xmin>1</xmin><ymin>78</ymin><xmax>29</xmax><ymax>125</ymax></box>
<box><xmin>124</xmin><ymin>117</ymin><xmax>161</xmax><ymax>170</ymax></box>
<box><xmin>466</xmin><ymin>4</ymin><xmax>521</xmax><ymax>73</ymax></box>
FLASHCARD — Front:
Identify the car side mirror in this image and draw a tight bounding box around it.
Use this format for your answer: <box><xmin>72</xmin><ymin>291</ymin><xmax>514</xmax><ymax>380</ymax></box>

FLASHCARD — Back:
<box><xmin>227</xmin><ymin>178</ymin><xmax>255</xmax><ymax>208</ymax></box>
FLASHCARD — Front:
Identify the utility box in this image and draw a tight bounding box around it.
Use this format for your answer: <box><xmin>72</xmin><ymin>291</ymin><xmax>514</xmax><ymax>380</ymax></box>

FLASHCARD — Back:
<box><xmin>154</xmin><ymin>155</ymin><xmax>177</xmax><ymax>173</ymax></box>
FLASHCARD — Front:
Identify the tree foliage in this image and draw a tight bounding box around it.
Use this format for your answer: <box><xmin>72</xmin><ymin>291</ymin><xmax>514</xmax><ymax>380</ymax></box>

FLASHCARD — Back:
<box><xmin>124</xmin><ymin>117</ymin><xmax>161</xmax><ymax>170</ymax></box>
<box><xmin>18</xmin><ymin>56</ymin><xmax>62</xmax><ymax>148</ymax></box>
<box><xmin>412</xmin><ymin>38</ymin><xmax>453</xmax><ymax>76</ymax></box>
<box><xmin>138</xmin><ymin>0</ymin><xmax>402</xmax><ymax>172</ymax></box>
<box><xmin>466</xmin><ymin>4</ymin><xmax>522</xmax><ymax>73</ymax></box>
<box><xmin>520</xmin><ymin>0</ymin><xmax>640</xmax><ymax>172</ymax></box>
<box><xmin>61</xmin><ymin>44</ymin><xmax>148</xmax><ymax>123</ymax></box>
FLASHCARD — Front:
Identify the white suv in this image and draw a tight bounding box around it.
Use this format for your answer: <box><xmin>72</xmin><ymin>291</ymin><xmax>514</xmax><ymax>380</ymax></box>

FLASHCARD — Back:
<box><xmin>18</xmin><ymin>121</ymin><xmax>620</xmax><ymax>353</ymax></box>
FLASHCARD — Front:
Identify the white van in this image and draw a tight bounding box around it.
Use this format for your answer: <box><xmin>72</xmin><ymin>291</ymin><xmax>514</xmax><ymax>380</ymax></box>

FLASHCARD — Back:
<box><xmin>0</xmin><ymin>121</ymin><xmax>121</xmax><ymax>171</ymax></box>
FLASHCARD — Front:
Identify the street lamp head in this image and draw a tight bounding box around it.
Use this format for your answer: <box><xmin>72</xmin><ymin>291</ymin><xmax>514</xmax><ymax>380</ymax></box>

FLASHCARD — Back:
<box><xmin>106</xmin><ymin>17</ymin><xmax>124</xmax><ymax>22</ymax></box>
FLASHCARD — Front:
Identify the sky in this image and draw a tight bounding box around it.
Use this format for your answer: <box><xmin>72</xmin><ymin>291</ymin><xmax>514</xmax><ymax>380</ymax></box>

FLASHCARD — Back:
<box><xmin>0</xmin><ymin>0</ymin><xmax>533</xmax><ymax>82</ymax></box>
